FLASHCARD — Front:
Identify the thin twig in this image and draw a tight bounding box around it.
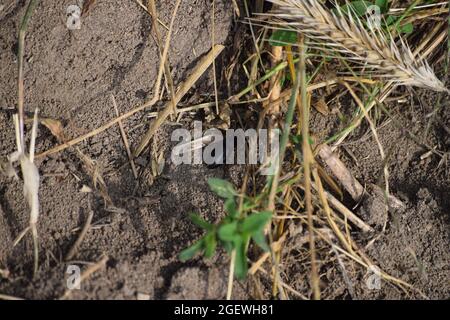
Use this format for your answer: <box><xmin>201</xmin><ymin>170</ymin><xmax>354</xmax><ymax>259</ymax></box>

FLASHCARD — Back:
<box><xmin>65</xmin><ymin>205</ymin><xmax>94</xmax><ymax>261</ymax></box>
<box><xmin>35</xmin><ymin>102</ymin><xmax>220</xmax><ymax>159</ymax></box>
<box><xmin>226</xmin><ymin>250</ymin><xmax>236</xmax><ymax>300</ymax></box>
<box><xmin>317</xmin><ymin>144</ymin><xmax>364</xmax><ymax>201</ymax></box>
<box><xmin>299</xmin><ymin>37</ymin><xmax>320</xmax><ymax>300</ymax></box>
<box><xmin>148</xmin><ymin>0</ymin><xmax>178</xmax><ymax>116</ymax></box>
<box><xmin>310</xmin><ymin>181</ymin><xmax>373</xmax><ymax>233</ymax></box>
<box><xmin>134</xmin><ymin>0</ymin><xmax>169</xmax><ymax>30</ymax></box>
<box><xmin>112</xmin><ymin>95</ymin><xmax>138</xmax><ymax>179</ymax></box>
<box><xmin>211</xmin><ymin>0</ymin><xmax>220</xmax><ymax>114</ymax></box>
<box><xmin>0</xmin><ymin>294</ymin><xmax>24</xmax><ymax>300</ymax></box>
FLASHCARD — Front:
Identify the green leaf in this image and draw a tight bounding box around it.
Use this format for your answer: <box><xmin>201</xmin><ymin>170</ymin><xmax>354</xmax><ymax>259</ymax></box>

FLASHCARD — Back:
<box><xmin>189</xmin><ymin>213</ymin><xmax>213</xmax><ymax>231</ymax></box>
<box><xmin>208</xmin><ymin>178</ymin><xmax>237</xmax><ymax>199</ymax></box>
<box><xmin>291</xmin><ymin>134</ymin><xmax>301</xmax><ymax>145</ymax></box>
<box><xmin>339</xmin><ymin>1</ymin><xmax>373</xmax><ymax>17</ymax></box>
<box><xmin>204</xmin><ymin>232</ymin><xmax>217</xmax><ymax>258</ymax></box>
<box><xmin>386</xmin><ymin>15</ymin><xmax>397</xmax><ymax>25</ymax></box>
<box><xmin>291</xmin><ymin>134</ymin><xmax>314</xmax><ymax>146</ymax></box>
<box><xmin>233</xmin><ymin>237</ymin><xmax>249</xmax><ymax>280</ymax></box>
<box><xmin>222</xmin><ymin>241</ymin><xmax>233</xmax><ymax>254</ymax></box>
<box><xmin>242</xmin><ymin>199</ymin><xmax>257</xmax><ymax>211</ymax></box>
<box><xmin>179</xmin><ymin>239</ymin><xmax>204</xmax><ymax>261</ymax></box>
<box><xmin>241</xmin><ymin>211</ymin><xmax>272</xmax><ymax>234</ymax></box>
<box><xmin>252</xmin><ymin>231</ymin><xmax>270</xmax><ymax>252</ymax></box>
<box><xmin>224</xmin><ymin>198</ymin><xmax>239</xmax><ymax>219</ymax></box>
<box><xmin>269</xmin><ymin>29</ymin><xmax>297</xmax><ymax>47</ymax></box>
<box><xmin>218</xmin><ymin>221</ymin><xmax>238</xmax><ymax>242</ymax></box>
<box><xmin>399</xmin><ymin>22</ymin><xmax>413</xmax><ymax>34</ymax></box>
<box><xmin>375</xmin><ymin>0</ymin><xmax>389</xmax><ymax>13</ymax></box>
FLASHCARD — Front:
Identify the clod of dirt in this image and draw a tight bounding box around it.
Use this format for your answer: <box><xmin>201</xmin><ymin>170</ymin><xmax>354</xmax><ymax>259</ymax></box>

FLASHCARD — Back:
<box><xmin>358</xmin><ymin>184</ymin><xmax>406</xmax><ymax>229</ymax></box>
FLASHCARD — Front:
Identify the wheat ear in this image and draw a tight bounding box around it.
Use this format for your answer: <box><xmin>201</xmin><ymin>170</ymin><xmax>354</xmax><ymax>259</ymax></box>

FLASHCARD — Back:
<box><xmin>263</xmin><ymin>0</ymin><xmax>447</xmax><ymax>92</ymax></box>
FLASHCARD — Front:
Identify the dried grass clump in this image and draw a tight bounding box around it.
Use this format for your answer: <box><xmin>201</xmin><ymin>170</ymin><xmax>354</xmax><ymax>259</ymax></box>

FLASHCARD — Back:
<box><xmin>264</xmin><ymin>0</ymin><xmax>447</xmax><ymax>92</ymax></box>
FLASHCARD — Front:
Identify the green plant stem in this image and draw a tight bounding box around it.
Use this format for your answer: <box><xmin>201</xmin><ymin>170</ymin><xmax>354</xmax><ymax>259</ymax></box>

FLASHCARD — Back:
<box><xmin>266</xmin><ymin>61</ymin><xmax>300</xmax><ymax>212</ymax></box>
<box><xmin>391</xmin><ymin>0</ymin><xmax>420</xmax><ymax>35</ymax></box>
<box><xmin>230</xmin><ymin>58</ymin><xmax>299</xmax><ymax>101</ymax></box>
<box><xmin>324</xmin><ymin>85</ymin><xmax>380</xmax><ymax>144</ymax></box>
<box><xmin>18</xmin><ymin>0</ymin><xmax>39</xmax><ymax>144</ymax></box>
